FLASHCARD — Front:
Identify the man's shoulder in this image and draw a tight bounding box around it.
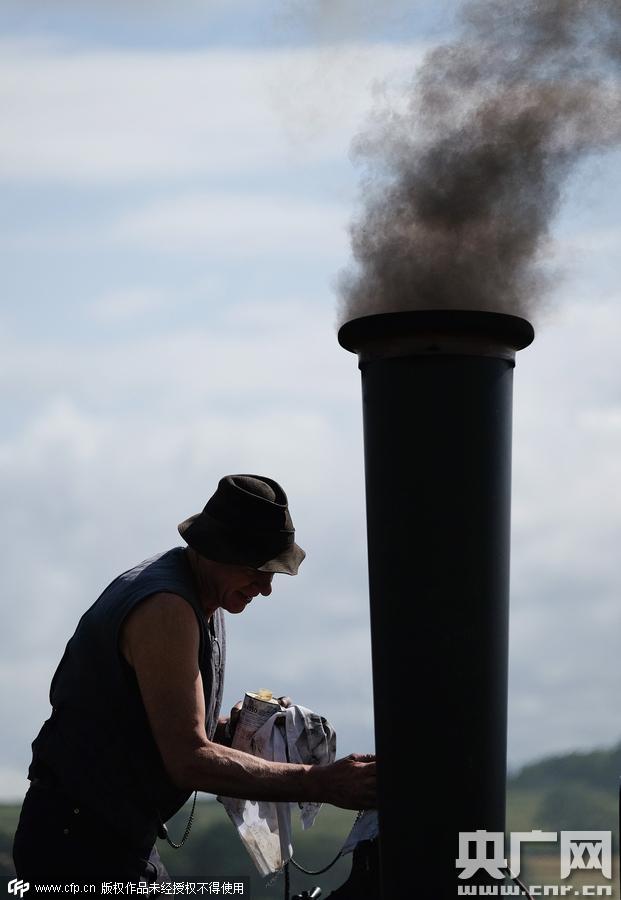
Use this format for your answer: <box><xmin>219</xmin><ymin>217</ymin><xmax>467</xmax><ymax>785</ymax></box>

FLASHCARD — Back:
<box><xmin>118</xmin><ymin>546</ymin><xmax>186</xmax><ymax>583</ymax></box>
<box><xmin>124</xmin><ymin>590</ymin><xmax>200</xmax><ymax>629</ymax></box>
<box><xmin>120</xmin><ymin>591</ymin><xmax>200</xmax><ymax>667</ymax></box>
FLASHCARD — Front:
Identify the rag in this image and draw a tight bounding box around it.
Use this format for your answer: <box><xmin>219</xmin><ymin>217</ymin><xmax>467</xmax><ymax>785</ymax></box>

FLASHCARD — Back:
<box><xmin>218</xmin><ymin>704</ymin><xmax>336</xmax><ymax>875</ymax></box>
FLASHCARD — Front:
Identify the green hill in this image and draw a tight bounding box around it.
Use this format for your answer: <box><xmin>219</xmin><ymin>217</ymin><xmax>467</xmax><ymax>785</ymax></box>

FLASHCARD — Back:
<box><xmin>507</xmin><ymin>742</ymin><xmax>620</xmax><ymax>846</ymax></box>
<box><xmin>511</xmin><ymin>742</ymin><xmax>621</xmax><ymax>794</ymax></box>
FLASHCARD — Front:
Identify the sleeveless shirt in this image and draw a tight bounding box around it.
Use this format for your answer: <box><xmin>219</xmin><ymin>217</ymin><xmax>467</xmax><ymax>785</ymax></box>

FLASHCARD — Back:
<box><xmin>28</xmin><ymin>547</ymin><xmax>226</xmax><ymax>850</ymax></box>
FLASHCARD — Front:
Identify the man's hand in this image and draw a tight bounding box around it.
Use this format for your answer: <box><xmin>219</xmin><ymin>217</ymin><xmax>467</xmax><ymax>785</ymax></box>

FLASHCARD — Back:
<box><xmin>214</xmin><ymin>695</ymin><xmax>292</xmax><ymax>746</ymax></box>
<box><xmin>276</xmin><ymin>695</ymin><xmax>293</xmax><ymax>708</ymax></box>
<box><xmin>213</xmin><ymin>702</ymin><xmax>243</xmax><ymax>746</ymax></box>
<box><xmin>316</xmin><ymin>753</ymin><xmax>376</xmax><ymax>811</ymax></box>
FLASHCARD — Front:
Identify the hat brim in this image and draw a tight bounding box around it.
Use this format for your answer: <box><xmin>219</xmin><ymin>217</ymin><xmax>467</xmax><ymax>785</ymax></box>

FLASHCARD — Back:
<box><xmin>177</xmin><ymin>514</ymin><xmax>305</xmax><ymax>576</ymax></box>
<box><xmin>256</xmin><ymin>543</ymin><xmax>306</xmax><ymax>576</ymax></box>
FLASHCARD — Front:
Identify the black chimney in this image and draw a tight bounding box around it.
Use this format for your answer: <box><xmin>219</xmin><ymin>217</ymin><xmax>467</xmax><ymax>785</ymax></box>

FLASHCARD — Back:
<box><xmin>338</xmin><ymin>309</ymin><xmax>534</xmax><ymax>899</ymax></box>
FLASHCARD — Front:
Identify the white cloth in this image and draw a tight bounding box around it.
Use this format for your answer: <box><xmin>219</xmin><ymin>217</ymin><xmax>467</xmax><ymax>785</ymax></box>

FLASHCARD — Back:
<box><xmin>218</xmin><ymin>704</ymin><xmax>336</xmax><ymax>875</ymax></box>
<box><xmin>340</xmin><ymin>809</ymin><xmax>379</xmax><ymax>855</ymax></box>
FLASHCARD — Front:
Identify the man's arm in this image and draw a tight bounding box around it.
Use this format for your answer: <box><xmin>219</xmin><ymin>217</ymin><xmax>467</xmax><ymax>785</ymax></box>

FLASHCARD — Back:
<box><xmin>120</xmin><ymin>593</ymin><xmax>375</xmax><ymax>810</ymax></box>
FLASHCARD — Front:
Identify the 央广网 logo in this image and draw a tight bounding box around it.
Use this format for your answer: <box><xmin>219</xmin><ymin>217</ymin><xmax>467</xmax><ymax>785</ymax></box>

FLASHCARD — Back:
<box><xmin>456</xmin><ymin>829</ymin><xmax>612</xmax><ymax>880</ymax></box>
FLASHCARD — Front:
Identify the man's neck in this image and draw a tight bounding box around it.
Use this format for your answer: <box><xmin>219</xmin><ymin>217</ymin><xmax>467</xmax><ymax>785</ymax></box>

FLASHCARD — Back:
<box><xmin>185</xmin><ymin>548</ymin><xmax>217</xmax><ymax>619</ymax></box>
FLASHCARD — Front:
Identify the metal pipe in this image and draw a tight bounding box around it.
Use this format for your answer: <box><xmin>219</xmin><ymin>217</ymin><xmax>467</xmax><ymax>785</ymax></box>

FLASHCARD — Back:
<box><xmin>338</xmin><ymin>309</ymin><xmax>534</xmax><ymax>900</ymax></box>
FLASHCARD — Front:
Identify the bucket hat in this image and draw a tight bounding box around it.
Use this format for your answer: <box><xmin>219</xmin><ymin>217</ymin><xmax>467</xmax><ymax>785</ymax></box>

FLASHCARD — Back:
<box><xmin>178</xmin><ymin>474</ymin><xmax>305</xmax><ymax>575</ymax></box>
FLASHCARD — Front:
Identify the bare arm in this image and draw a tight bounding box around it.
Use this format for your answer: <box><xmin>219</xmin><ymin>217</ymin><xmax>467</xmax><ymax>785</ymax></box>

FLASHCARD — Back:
<box><xmin>120</xmin><ymin>593</ymin><xmax>375</xmax><ymax>809</ymax></box>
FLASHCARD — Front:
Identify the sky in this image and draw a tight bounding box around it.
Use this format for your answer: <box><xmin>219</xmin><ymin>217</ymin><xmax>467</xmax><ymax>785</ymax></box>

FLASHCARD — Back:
<box><xmin>1</xmin><ymin>0</ymin><xmax>620</xmax><ymax>803</ymax></box>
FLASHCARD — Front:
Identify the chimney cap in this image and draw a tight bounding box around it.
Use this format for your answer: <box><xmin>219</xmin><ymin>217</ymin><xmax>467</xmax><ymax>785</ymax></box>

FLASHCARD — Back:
<box><xmin>338</xmin><ymin>309</ymin><xmax>534</xmax><ymax>363</ymax></box>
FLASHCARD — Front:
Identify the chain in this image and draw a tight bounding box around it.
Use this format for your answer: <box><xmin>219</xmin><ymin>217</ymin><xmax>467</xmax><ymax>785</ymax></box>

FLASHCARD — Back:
<box><xmin>289</xmin><ymin>809</ymin><xmax>364</xmax><ymax>875</ymax></box>
<box><xmin>162</xmin><ymin>790</ymin><xmax>198</xmax><ymax>849</ymax></box>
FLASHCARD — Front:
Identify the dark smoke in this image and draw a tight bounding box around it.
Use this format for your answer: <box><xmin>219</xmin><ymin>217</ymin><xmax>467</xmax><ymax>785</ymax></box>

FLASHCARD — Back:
<box><xmin>338</xmin><ymin>0</ymin><xmax>621</xmax><ymax>324</ymax></box>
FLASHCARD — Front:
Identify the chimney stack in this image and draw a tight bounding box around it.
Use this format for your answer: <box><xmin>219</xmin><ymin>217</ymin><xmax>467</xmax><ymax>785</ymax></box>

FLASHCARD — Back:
<box><xmin>338</xmin><ymin>309</ymin><xmax>534</xmax><ymax>899</ymax></box>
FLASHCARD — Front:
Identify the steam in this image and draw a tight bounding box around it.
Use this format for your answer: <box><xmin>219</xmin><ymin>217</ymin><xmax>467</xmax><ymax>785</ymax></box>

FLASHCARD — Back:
<box><xmin>338</xmin><ymin>0</ymin><xmax>621</xmax><ymax>324</ymax></box>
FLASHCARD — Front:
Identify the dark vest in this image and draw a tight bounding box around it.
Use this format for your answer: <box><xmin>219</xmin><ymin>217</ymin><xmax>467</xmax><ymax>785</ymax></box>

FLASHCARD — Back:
<box><xmin>28</xmin><ymin>548</ymin><xmax>226</xmax><ymax>851</ymax></box>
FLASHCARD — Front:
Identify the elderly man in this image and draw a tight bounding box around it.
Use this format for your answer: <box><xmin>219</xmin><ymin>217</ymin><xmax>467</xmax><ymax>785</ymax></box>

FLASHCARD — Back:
<box><xmin>13</xmin><ymin>474</ymin><xmax>376</xmax><ymax>883</ymax></box>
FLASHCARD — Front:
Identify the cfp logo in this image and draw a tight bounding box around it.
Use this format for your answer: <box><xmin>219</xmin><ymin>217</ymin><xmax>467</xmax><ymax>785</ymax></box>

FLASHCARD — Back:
<box><xmin>8</xmin><ymin>880</ymin><xmax>30</xmax><ymax>898</ymax></box>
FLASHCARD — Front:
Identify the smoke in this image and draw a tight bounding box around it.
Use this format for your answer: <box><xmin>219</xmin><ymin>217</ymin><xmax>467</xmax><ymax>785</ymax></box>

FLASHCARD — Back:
<box><xmin>338</xmin><ymin>0</ymin><xmax>621</xmax><ymax>324</ymax></box>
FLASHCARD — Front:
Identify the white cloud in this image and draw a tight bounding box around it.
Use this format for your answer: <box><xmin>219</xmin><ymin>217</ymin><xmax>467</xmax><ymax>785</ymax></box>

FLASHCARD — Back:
<box><xmin>508</xmin><ymin>295</ymin><xmax>621</xmax><ymax>764</ymax></box>
<box><xmin>0</xmin><ymin>299</ymin><xmax>356</xmax><ymax>407</ymax></box>
<box><xmin>89</xmin><ymin>286</ymin><xmax>166</xmax><ymax>321</ymax></box>
<box><xmin>0</xmin><ymin>39</ymin><xmax>424</xmax><ymax>183</ymax></box>
<box><xmin>113</xmin><ymin>192</ymin><xmax>350</xmax><ymax>257</ymax></box>
<box><xmin>553</xmin><ymin>227</ymin><xmax>621</xmax><ymax>257</ymax></box>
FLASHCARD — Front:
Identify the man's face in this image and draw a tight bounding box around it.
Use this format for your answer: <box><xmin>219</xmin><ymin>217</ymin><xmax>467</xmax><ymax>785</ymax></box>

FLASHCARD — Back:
<box><xmin>207</xmin><ymin>561</ymin><xmax>274</xmax><ymax>615</ymax></box>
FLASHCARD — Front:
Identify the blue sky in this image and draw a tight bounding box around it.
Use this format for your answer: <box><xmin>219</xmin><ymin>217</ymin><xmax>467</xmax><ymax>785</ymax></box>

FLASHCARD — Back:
<box><xmin>0</xmin><ymin>1</ymin><xmax>452</xmax><ymax>49</ymax></box>
<box><xmin>1</xmin><ymin>0</ymin><xmax>621</xmax><ymax>804</ymax></box>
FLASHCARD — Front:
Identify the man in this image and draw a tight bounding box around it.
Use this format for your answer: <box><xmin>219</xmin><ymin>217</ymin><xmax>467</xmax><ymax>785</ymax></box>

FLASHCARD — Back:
<box><xmin>13</xmin><ymin>474</ymin><xmax>376</xmax><ymax>883</ymax></box>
